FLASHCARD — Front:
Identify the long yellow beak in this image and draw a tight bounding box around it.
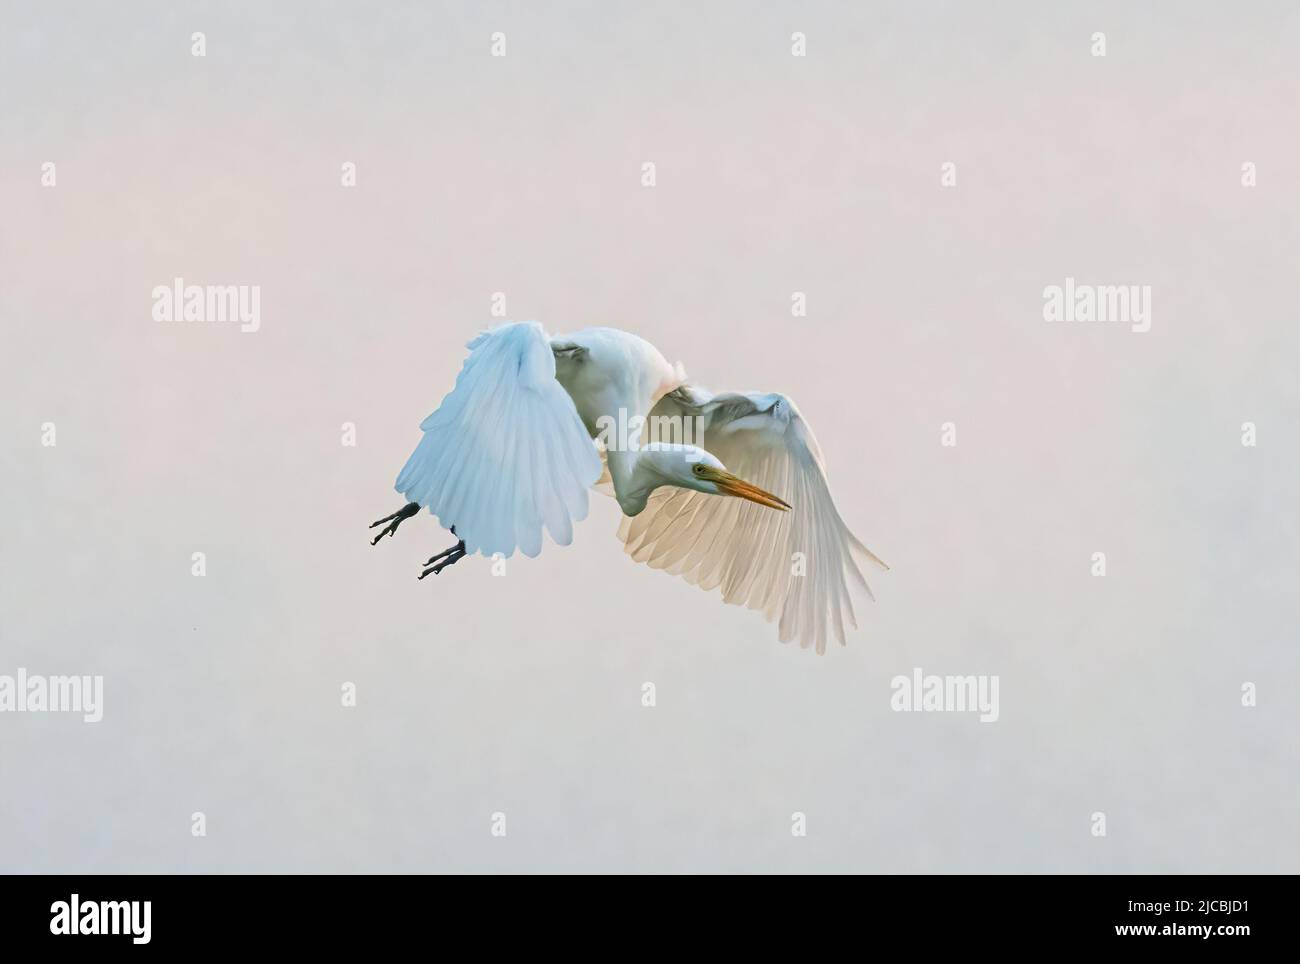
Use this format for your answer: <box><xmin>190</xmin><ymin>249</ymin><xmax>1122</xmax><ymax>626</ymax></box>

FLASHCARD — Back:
<box><xmin>700</xmin><ymin>466</ymin><xmax>791</xmax><ymax>511</ymax></box>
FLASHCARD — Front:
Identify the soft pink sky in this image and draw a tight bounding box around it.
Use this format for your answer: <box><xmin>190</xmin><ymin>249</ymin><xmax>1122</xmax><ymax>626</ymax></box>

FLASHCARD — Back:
<box><xmin>2</xmin><ymin>0</ymin><xmax>1297</xmax><ymax>872</ymax></box>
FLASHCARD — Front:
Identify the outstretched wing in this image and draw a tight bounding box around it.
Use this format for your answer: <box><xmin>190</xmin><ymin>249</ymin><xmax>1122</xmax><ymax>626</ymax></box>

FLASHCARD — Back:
<box><xmin>618</xmin><ymin>387</ymin><xmax>886</xmax><ymax>653</ymax></box>
<box><xmin>396</xmin><ymin>322</ymin><xmax>602</xmax><ymax>558</ymax></box>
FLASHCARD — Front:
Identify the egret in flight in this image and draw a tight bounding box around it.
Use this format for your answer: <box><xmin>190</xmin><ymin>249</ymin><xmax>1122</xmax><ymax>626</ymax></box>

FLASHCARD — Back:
<box><xmin>370</xmin><ymin>322</ymin><xmax>886</xmax><ymax>653</ymax></box>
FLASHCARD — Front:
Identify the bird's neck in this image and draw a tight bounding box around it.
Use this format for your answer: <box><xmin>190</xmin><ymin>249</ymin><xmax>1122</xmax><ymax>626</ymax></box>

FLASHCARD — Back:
<box><xmin>607</xmin><ymin>448</ymin><xmax>682</xmax><ymax>517</ymax></box>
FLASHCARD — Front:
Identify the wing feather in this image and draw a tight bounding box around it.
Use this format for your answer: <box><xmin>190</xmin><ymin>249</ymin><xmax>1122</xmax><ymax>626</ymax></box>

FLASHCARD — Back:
<box><xmin>396</xmin><ymin>322</ymin><xmax>601</xmax><ymax>557</ymax></box>
<box><xmin>616</xmin><ymin>388</ymin><xmax>886</xmax><ymax>653</ymax></box>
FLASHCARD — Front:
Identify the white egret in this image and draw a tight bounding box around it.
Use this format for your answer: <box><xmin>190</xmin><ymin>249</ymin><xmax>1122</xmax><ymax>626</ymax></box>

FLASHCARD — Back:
<box><xmin>370</xmin><ymin>322</ymin><xmax>886</xmax><ymax>652</ymax></box>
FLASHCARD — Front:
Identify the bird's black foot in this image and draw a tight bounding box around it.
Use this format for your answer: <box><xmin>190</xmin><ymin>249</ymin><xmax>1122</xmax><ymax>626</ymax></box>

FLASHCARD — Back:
<box><xmin>369</xmin><ymin>502</ymin><xmax>420</xmax><ymax>545</ymax></box>
<box><xmin>419</xmin><ymin>532</ymin><xmax>467</xmax><ymax>579</ymax></box>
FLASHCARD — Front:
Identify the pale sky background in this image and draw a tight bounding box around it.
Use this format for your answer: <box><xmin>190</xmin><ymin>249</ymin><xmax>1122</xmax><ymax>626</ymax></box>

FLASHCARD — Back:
<box><xmin>1</xmin><ymin>1</ymin><xmax>1297</xmax><ymax>873</ymax></box>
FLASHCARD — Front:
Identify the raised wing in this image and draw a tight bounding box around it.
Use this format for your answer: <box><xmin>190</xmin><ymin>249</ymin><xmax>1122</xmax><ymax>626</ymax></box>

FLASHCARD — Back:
<box><xmin>396</xmin><ymin>322</ymin><xmax>602</xmax><ymax>558</ymax></box>
<box><xmin>618</xmin><ymin>387</ymin><xmax>886</xmax><ymax>653</ymax></box>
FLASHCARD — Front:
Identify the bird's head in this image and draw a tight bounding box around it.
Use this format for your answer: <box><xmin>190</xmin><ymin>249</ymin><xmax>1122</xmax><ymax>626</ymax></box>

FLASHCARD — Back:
<box><xmin>673</xmin><ymin>448</ymin><xmax>791</xmax><ymax>511</ymax></box>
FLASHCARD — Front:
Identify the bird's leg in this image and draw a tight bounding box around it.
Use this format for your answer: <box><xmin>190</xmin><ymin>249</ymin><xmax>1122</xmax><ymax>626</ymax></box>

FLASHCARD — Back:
<box><xmin>369</xmin><ymin>501</ymin><xmax>420</xmax><ymax>545</ymax></box>
<box><xmin>419</xmin><ymin>528</ymin><xmax>467</xmax><ymax>579</ymax></box>
<box><xmin>418</xmin><ymin>548</ymin><xmax>465</xmax><ymax>579</ymax></box>
<box><xmin>422</xmin><ymin>527</ymin><xmax>459</xmax><ymax>566</ymax></box>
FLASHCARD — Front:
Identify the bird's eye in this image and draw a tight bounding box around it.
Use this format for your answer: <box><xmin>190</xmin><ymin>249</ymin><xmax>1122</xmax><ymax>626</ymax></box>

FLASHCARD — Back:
<box><xmin>693</xmin><ymin>464</ymin><xmax>704</xmax><ymax>475</ymax></box>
